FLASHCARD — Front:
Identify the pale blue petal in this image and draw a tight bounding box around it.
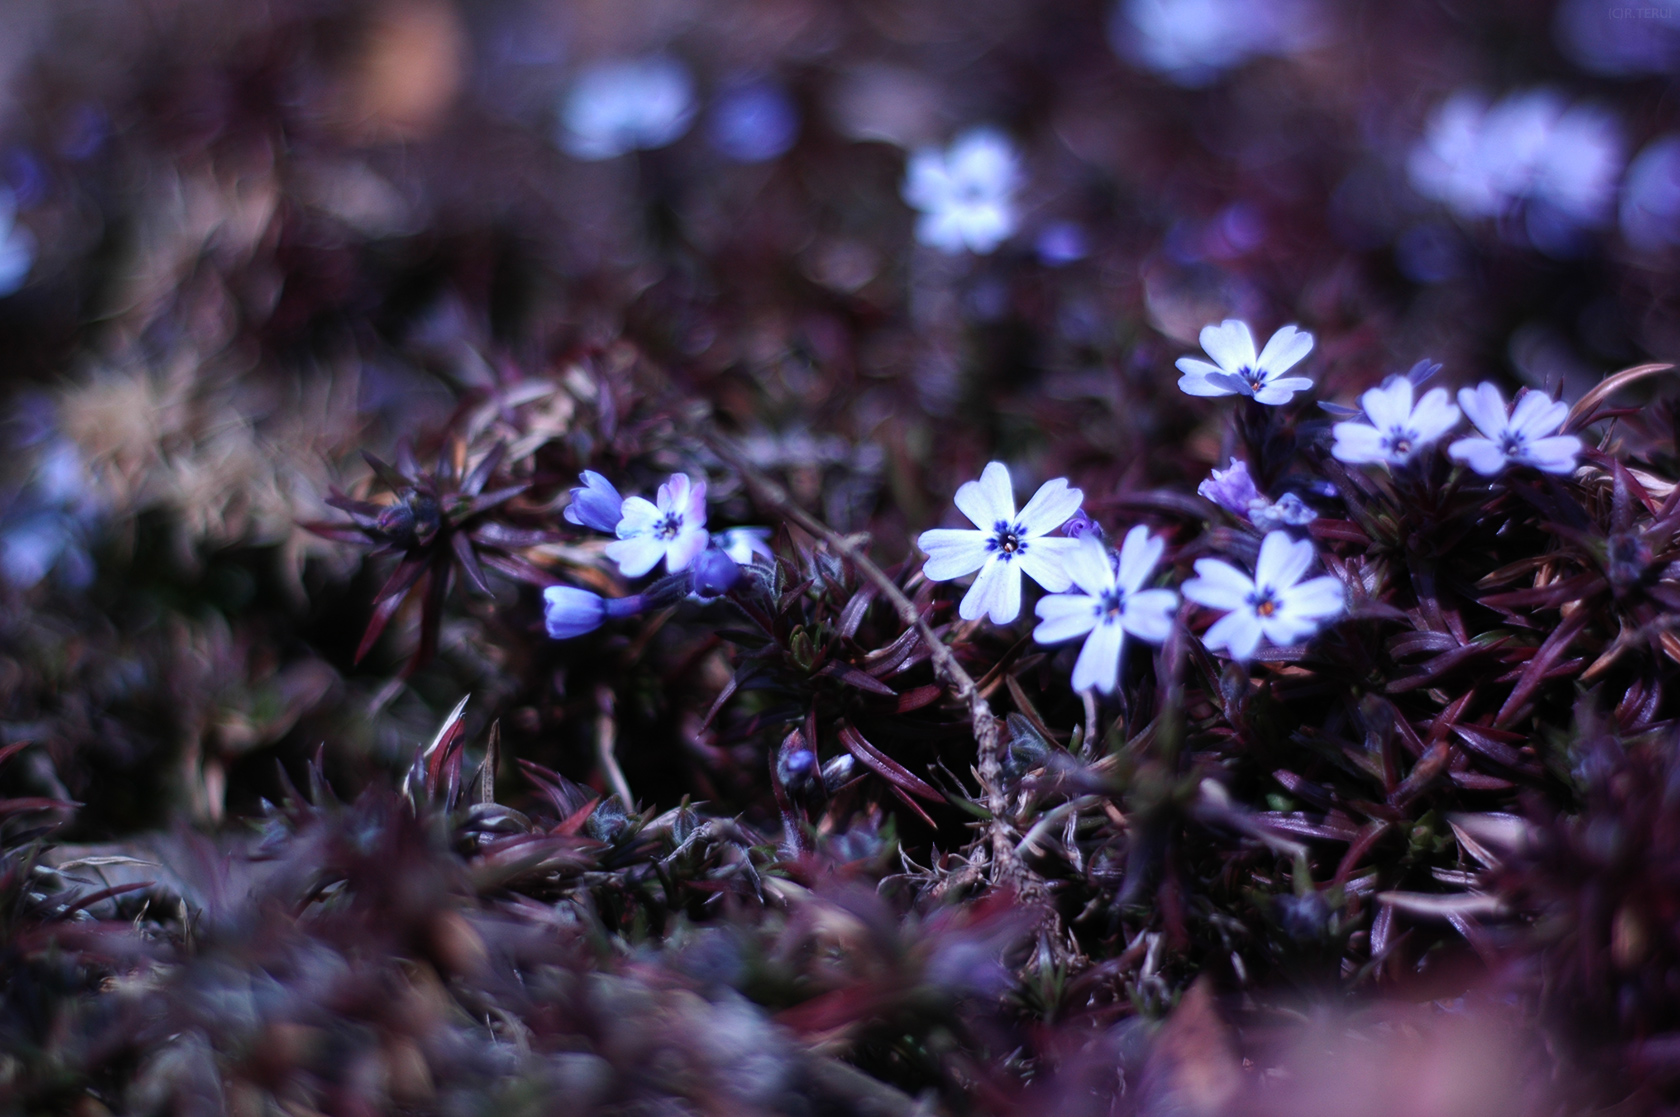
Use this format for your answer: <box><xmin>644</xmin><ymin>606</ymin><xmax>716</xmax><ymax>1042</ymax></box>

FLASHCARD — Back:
<box><xmin>1199</xmin><ymin>319</ymin><xmax>1257</xmax><ymax>374</ymax></box>
<box><xmin>1033</xmin><ymin>592</ymin><xmax>1101</xmax><ymax>644</ymax></box>
<box><xmin>955</xmin><ymin>461</ymin><xmax>1015</xmax><ymax>528</ymax></box>
<box><xmin>1457</xmin><ymin>383</ymin><xmax>1508</xmax><ymax>439</ymax></box>
<box><xmin>1071</xmin><ymin>618</ymin><xmax>1125</xmax><ymax>694</ymax></box>
<box><xmin>1058</xmin><ymin>536</ymin><xmax>1115</xmax><ymax>597</ymax></box>
<box><xmin>616</xmin><ymin>495</ymin><xmax>660</xmax><ymax>537</ymax></box>
<box><xmin>605</xmin><ymin>534</ymin><xmax>667</xmax><ymax>577</ymax></box>
<box><xmin>1204</xmin><ymin>609</ymin><xmax>1264</xmax><ymax>661</ymax></box>
<box><xmin>1018</xmin><ymin>536</ymin><xmax>1079</xmax><ymax>592</ymax></box>
<box><xmin>1016</xmin><ymin>477</ymin><xmax>1084</xmax><ymax>535</ymax></box>
<box><xmin>1255</xmin><ymin>324</ymin><xmax>1314</xmax><ymax>376</ymax></box>
<box><xmin>1121</xmin><ymin>588</ymin><xmax>1179</xmax><ymax>644</ymax></box>
<box><xmin>1254</xmin><ymin>531</ymin><xmax>1313</xmax><ymax>590</ymax></box>
<box><xmin>918</xmin><ymin>529</ymin><xmax>991</xmax><ymax>581</ymax></box>
<box><xmin>1114</xmin><ymin>525</ymin><xmax>1163</xmax><ymax>594</ymax></box>
<box><xmin>1448</xmin><ymin>436</ymin><xmax>1509</xmax><ymax>476</ymax></box>
<box><xmin>960</xmin><ymin>556</ymin><xmax>1021</xmax><ymax>624</ymax></box>
<box><xmin>1331</xmin><ymin>422</ymin><xmax>1387</xmax><ymax>465</ymax></box>
<box><xmin>1522</xmin><ymin>435</ymin><xmax>1583</xmax><ymax>474</ymax></box>
<box><xmin>1183</xmin><ymin>559</ymin><xmax>1254</xmax><ymax>611</ymax></box>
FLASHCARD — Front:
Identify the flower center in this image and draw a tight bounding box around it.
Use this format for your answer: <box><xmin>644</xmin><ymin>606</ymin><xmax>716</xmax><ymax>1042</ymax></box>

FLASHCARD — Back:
<box><xmin>1247</xmin><ymin>587</ymin><xmax>1280</xmax><ymax>617</ymax></box>
<box><xmin>987</xmin><ymin>520</ymin><xmax>1027</xmax><ymax>561</ymax></box>
<box><xmin>1499</xmin><ymin>431</ymin><xmax>1526</xmax><ymax>457</ymax></box>
<box><xmin>1239</xmin><ymin>366</ymin><xmax>1264</xmax><ymax>391</ymax></box>
<box><xmin>653</xmin><ymin>512</ymin><xmax>684</xmax><ymax>540</ymax></box>
<box><xmin>1384</xmin><ymin>426</ymin><xmax>1415</xmax><ymax>457</ymax></box>
<box><xmin>1097</xmin><ymin>587</ymin><xmax>1125</xmax><ymax>619</ymax></box>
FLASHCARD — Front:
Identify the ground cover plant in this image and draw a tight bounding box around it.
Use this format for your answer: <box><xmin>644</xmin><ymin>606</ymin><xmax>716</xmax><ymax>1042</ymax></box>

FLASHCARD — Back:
<box><xmin>4</xmin><ymin>0</ymin><xmax>1680</xmax><ymax>1114</ymax></box>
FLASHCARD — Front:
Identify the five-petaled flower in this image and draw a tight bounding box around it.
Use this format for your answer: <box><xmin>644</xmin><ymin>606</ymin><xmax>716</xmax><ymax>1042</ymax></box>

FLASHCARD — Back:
<box><xmin>1447</xmin><ymin>383</ymin><xmax>1582</xmax><ymax>476</ymax></box>
<box><xmin>1182</xmin><ymin>530</ymin><xmax>1344</xmax><ymax>661</ymax></box>
<box><xmin>1331</xmin><ymin>377</ymin><xmax>1463</xmax><ymax>466</ymax></box>
<box><xmin>1176</xmin><ymin>320</ymin><xmax>1315</xmax><ymax>405</ymax></box>
<box><xmin>1033</xmin><ymin>528</ymin><xmax>1179</xmax><ymax>694</ymax></box>
<box><xmin>606</xmin><ymin>473</ymin><xmax>710</xmax><ymax>577</ymax></box>
<box><xmin>917</xmin><ymin>461</ymin><xmax>1083</xmax><ymax>624</ymax></box>
<box><xmin>902</xmin><ymin>128</ymin><xmax>1022</xmax><ymax>255</ymax></box>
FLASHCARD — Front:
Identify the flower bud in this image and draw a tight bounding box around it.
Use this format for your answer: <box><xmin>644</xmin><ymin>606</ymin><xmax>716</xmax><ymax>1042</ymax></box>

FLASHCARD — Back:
<box><xmin>543</xmin><ymin>586</ymin><xmax>608</xmax><ymax>639</ymax></box>
<box><xmin>562</xmin><ymin>470</ymin><xmax>624</xmax><ymax>534</ymax></box>
<box><xmin>1059</xmin><ymin>509</ymin><xmax>1105</xmax><ymax>542</ymax></box>
<box><xmin>689</xmin><ymin>547</ymin><xmax>742</xmax><ymax>599</ymax></box>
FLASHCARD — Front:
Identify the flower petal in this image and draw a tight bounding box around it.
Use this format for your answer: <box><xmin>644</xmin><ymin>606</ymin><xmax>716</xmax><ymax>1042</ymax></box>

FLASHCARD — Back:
<box><xmin>1071</xmin><ymin>618</ymin><xmax>1125</xmax><ymax>694</ymax></box>
<box><xmin>1256</xmin><ymin>324</ymin><xmax>1314</xmax><ymax>376</ymax></box>
<box><xmin>1034</xmin><ymin>592</ymin><xmax>1101</xmax><ymax>644</ymax></box>
<box><xmin>1359</xmin><ymin>379</ymin><xmax>1413</xmax><ymax>430</ymax></box>
<box><xmin>1410</xmin><ymin>388</ymin><xmax>1463</xmax><ymax>442</ymax></box>
<box><xmin>1121</xmin><ymin>588</ymin><xmax>1179</xmax><ymax>644</ymax></box>
<box><xmin>1448</xmin><ymin>436</ymin><xmax>1509</xmax><ymax>476</ymax></box>
<box><xmin>955</xmin><ymin>461</ymin><xmax>1015</xmax><ymax>528</ymax></box>
<box><xmin>543</xmin><ymin>586</ymin><xmax>607</xmax><ymax>639</ymax></box>
<box><xmin>1176</xmin><ymin>359</ymin><xmax>1235</xmax><ymax>397</ymax></box>
<box><xmin>1018</xmin><ymin>535</ymin><xmax>1079</xmax><ymax>592</ymax></box>
<box><xmin>1016</xmin><ymin>477</ymin><xmax>1085</xmax><ymax>535</ymax></box>
<box><xmin>960</xmin><ymin>555</ymin><xmax>1021</xmax><ymax>624</ymax></box>
<box><xmin>1457</xmin><ymin>383</ymin><xmax>1509</xmax><ymax>439</ymax></box>
<box><xmin>659</xmin><ymin>473</ymin><xmax>690</xmax><ymax>515</ymax></box>
<box><xmin>918</xmin><ymin>529</ymin><xmax>991</xmax><ymax>581</ymax></box>
<box><xmin>665</xmin><ymin>526</ymin><xmax>710</xmax><ymax>572</ymax></box>
<box><xmin>1251</xmin><ymin>377</ymin><xmax>1313</xmax><ymax>405</ymax></box>
<box><xmin>1199</xmin><ymin>319</ymin><xmax>1257</xmax><ymax>374</ymax></box>
<box><xmin>1254</xmin><ymin>530</ymin><xmax>1313</xmax><ymax>590</ymax></box>
<box><xmin>616</xmin><ymin>496</ymin><xmax>660</xmax><ymax>536</ymax></box>
<box><xmin>1059</xmin><ymin>536</ymin><xmax>1115</xmax><ymax>597</ymax></box>
<box><xmin>1114</xmin><ymin>525</ymin><xmax>1164</xmax><ymax>594</ymax></box>
<box><xmin>1204</xmin><ymin>609</ymin><xmax>1264</xmax><ymax>661</ymax></box>
<box><xmin>1183</xmin><ymin>558</ymin><xmax>1254</xmax><ymax>611</ymax></box>
<box><xmin>1279</xmin><ymin>574</ymin><xmax>1344</xmax><ymax>621</ymax></box>
<box><xmin>1331</xmin><ymin>422</ymin><xmax>1388</xmax><ymax>465</ymax></box>
<box><xmin>605</xmin><ymin>534</ymin><xmax>668</xmax><ymax>578</ymax></box>
<box><xmin>1509</xmin><ymin>391</ymin><xmax>1569</xmax><ymax>439</ymax></box>
<box><xmin>684</xmin><ymin>476</ymin><xmax>708</xmax><ymax>529</ymax></box>
<box><xmin>1521</xmin><ymin>434</ymin><xmax>1583</xmax><ymax>474</ymax></box>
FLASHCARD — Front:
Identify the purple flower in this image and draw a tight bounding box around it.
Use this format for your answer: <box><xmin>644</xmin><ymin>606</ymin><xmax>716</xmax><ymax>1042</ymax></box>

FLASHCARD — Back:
<box><xmin>563</xmin><ymin>471</ymin><xmax>624</xmax><ymax>534</ymax></box>
<box><xmin>716</xmin><ymin>526</ymin><xmax>774</xmax><ymax>565</ymax></box>
<box><xmin>1198</xmin><ymin>459</ymin><xmax>1263</xmax><ymax>516</ymax></box>
<box><xmin>1058</xmin><ymin>509</ymin><xmax>1106</xmax><ymax>542</ymax></box>
<box><xmin>606</xmin><ymin>473</ymin><xmax>710</xmax><ymax>577</ymax></box>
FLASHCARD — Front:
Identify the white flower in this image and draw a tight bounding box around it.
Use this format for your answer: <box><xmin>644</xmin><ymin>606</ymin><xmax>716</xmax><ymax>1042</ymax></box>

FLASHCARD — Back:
<box><xmin>1112</xmin><ymin>0</ymin><xmax>1317</xmax><ymax>87</ymax></box>
<box><xmin>902</xmin><ymin>128</ymin><xmax>1022</xmax><ymax>255</ymax></box>
<box><xmin>605</xmin><ymin>473</ymin><xmax>710</xmax><ymax>577</ymax></box>
<box><xmin>1447</xmin><ymin>383</ymin><xmax>1582</xmax><ymax>476</ymax></box>
<box><xmin>917</xmin><ymin>462</ymin><xmax>1084</xmax><ymax>625</ymax></box>
<box><xmin>1409</xmin><ymin>89</ymin><xmax>1624</xmax><ymax>229</ymax></box>
<box><xmin>1182</xmin><ymin>531</ymin><xmax>1343</xmax><ymax>661</ymax></box>
<box><xmin>1033</xmin><ymin>528</ymin><xmax>1179</xmax><ymax>694</ymax></box>
<box><xmin>559</xmin><ymin>56</ymin><xmax>696</xmax><ymax>161</ymax></box>
<box><xmin>1330</xmin><ymin>377</ymin><xmax>1462</xmax><ymax>466</ymax></box>
<box><xmin>1176</xmin><ymin>320</ymin><xmax>1315</xmax><ymax>405</ymax></box>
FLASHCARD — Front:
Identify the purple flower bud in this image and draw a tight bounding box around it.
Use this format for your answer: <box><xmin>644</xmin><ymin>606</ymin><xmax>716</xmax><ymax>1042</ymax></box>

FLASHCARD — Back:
<box><xmin>689</xmin><ymin>547</ymin><xmax>743</xmax><ymax>599</ymax></box>
<box><xmin>562</xmin><ymin>470</ymin><xmax>624</xmax><ymax>534</ymax></box>
<box><xmin>1249</xmin><ymin>492</ymin><xmax>1316</xmax><ymax>531</ymax></box>
<box><xmin>1059</xmin><ymin>509</ymin><xmax>1106</xmax><ymax>542</ymax></box>
<box><xmin>543</xmin><ymin>585</ymin><xmax>608</xmax><ymax>639</ymax></box>
<box><xmin>1197</xmin><ymin>459</ymin><xmax>1263</xmax><ymax>517</ymax></box>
